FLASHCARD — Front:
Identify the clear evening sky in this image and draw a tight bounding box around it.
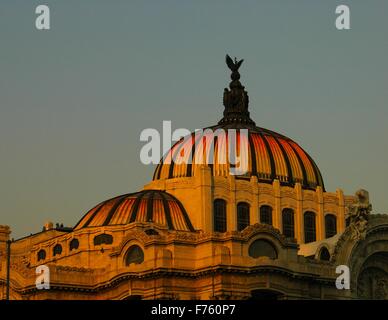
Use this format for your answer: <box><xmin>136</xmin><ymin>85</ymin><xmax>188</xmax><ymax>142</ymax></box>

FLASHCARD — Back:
<box><xmin>1</xmin><ymin>1</ymin><xmax>387</xmax><ymax>238</ymax></box>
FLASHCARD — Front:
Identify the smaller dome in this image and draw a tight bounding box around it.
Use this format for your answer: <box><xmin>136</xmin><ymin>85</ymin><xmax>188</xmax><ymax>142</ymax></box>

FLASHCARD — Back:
<box><xmin>74</xmin><ymin>190</ymin><xmax>194</xmax><ymax>232</ymax></box>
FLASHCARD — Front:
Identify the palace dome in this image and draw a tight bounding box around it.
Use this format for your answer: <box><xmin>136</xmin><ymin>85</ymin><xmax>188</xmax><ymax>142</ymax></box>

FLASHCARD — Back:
<box><xmin>153</xmin><ymin>55</ymin><xmax>325</xmax><ymax>191</ymax></box>
<box><xmin>74</xmin><ymin>190</ymin><xmax>194</xmax><ymax>231</ymax></box>
<box><xmin>153</xmin><ymin>125</ymin><xmax>324</xmax><ymax>190</ymax></box>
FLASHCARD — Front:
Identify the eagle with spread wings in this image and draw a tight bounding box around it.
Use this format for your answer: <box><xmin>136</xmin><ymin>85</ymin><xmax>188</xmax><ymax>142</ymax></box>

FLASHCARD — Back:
<box><xmin>225</xmin><ymin>54</ymin><xmax>244</xmax><ymax>72</ymax></box>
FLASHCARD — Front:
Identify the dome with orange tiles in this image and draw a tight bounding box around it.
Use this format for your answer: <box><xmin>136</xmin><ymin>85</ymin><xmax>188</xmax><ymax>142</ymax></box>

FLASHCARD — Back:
<box><xmin>74</xmin><ymin>190</ymin><xmax>194</xmax><ymax>231</ymax></box>
<box><xmin>153</xmin><ymin>125</ymin><xmax>324</xmax><ymax>190</ymax></box>
<box><xmin>153</xmin><ymin>55</ymin><xmax>325</xmax><ymax>191</ymax></box>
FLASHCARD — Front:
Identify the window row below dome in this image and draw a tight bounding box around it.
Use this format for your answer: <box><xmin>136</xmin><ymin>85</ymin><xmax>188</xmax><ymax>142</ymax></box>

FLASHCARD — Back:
<box><xmin>213</xmin><ymin>199</ymin><xmax>337</xmax><ymax>243</ymax></box>
<box><xmin>36</xmin><ymin>234</ymin><xmax>115</xmax><ymax>262</ymax></box>
<box><xmin>37</xmin><ymin>239</ymin><xmax>80</xmax><ymax>261</ymax></box>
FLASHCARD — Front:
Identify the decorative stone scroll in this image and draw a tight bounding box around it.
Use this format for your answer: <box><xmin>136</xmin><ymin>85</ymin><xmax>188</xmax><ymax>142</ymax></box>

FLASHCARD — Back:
<box><xmin>346</xmin><ymin>189</ymin><xmax>372</xmax><ymax>241</ymax></box>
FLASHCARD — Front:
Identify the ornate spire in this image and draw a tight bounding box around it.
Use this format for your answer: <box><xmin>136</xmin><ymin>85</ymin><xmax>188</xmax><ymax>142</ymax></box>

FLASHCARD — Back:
<box><xmin>219</xmin><ymin>54</ymin><xmax>255</xmax><ymax>126</ymax></box>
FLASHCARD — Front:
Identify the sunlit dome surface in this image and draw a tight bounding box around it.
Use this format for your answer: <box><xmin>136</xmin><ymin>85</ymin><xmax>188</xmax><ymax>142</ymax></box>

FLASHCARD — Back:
<box><xmin>153</xmin><ymin>124</ymin><xmax>325</xmax><ymax>191</ymax></box>
<box><xmin>74</xmin><ymin>190</ymin><xmax>194</xmax><ymax>231</ymax></box>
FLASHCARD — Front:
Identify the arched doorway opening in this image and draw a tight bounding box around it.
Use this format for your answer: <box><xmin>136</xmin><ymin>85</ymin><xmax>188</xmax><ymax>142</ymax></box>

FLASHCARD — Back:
<box><xmin>357</xmin><ymin>252</ymin><xmax>388</xmax><ymax>299</ymax></box>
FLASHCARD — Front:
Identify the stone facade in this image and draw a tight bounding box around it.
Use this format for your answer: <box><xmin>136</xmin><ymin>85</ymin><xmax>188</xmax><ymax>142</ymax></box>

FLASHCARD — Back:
<box><xmin>146</xmin><ymin>168</ymin><xmax>352</xmax><ymax>242</ymax></box>
<box><xmin>1</xmin><ymin>187</ymin><xmax>387</xmax><ymax>300</ymax></box>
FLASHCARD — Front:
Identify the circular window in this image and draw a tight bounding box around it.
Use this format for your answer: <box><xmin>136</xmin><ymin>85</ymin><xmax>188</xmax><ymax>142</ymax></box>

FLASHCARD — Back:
<box><xmin>125</xmin><ymin>245</ymin><xmax>144</xmax><ymax>266</ymax></box>
<box><xmin>248</xmin><ymin>239</ymin><xmax>277</xmax><ymax>259</ymax></box>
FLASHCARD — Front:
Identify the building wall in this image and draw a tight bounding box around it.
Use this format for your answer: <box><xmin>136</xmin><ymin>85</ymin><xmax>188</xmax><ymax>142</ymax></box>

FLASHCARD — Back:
<box><xmin>145</xmin><ymin>168</ymin><xmax>355</xmax><ymax>244</ymax></box>
<box><xmin>0</xmin><ymin>222</ymin><xmax>352</xmax><ymax>300</ymax></box>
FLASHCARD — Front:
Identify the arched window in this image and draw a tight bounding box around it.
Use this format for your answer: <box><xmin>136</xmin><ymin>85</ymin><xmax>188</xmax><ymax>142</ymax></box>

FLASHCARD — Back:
<box><xmin>319</xmin><ymin>247</ymin><xmax>331</xmax><ymax>261</ymax></box>
<box><xmin>214</xmin><ymin>199</ymin><xmax>227</xmax><ymax>233</ymax></box>
<box><xmin>325</xmin><ymin>214</ymin><xmax>337</xmax><ymax>238</ymax></box>
<box><xmin>304</xmin><ymin>211</ymin><xmax>316</xmax><ymax>243</ymax></box>
<box><xmin>248</xmin><ymin>239</ymin><xmax>277</xmax><ymax>259</ymax></box>
<box><xmin>125</xmin><ymin>245</ymin><xmax>144</xmax><ymax>266</ymax></box>
<box><xmin>69</xmin><ymin>238</ymin><xmax>79</xmax><ymax>251</ymax></box>
<box><xmin>94</xmin><ymin>233</ymin><xmax>113</xmax><ymax>246</ymax></box>
<box><xmin>37</xmin><ymin>249</ymin><xmax>46</xmax><ymax>261</ymax></box>
<box><xmin>282</xmin><ymin>208</ymin><xmax>295</xmax><ymax>238</ymax></box>
<box><xmin>237</xmin><ymin>202</ymin><xmax>250</xmax><ymax>231</ymax></box>
<box><xmin>260</xmin><ymin>205</ymin><xmax>273</xmax><ymax>225</ymax></box>
<box><xmin>53</xmin><ymin>244</ymin><xmax>62</xmax><ymax>256</ymax></box>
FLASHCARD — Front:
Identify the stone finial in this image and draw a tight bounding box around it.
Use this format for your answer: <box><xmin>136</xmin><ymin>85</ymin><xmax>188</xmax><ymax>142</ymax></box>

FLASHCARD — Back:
<box><xmin>44</xmin><ymin>221</ymin><xmax>54</xmax><ymax>231</ymax></box>
<box><xmin>0</xmin><ymin>225</ymin><xmax>11</xmax><ymax>242</ymax></box>
<box><xmin>219</xmin><ymin>55</ymin><xmax>255</xmax><ymax>126</ymax></box>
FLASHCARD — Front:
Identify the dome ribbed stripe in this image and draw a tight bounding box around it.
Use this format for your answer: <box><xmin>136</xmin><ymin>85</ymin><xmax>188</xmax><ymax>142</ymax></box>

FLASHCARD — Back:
<box><xmin>129</xmin><ymin>192</ymin><xmax>147</xmax><ymax>223</ymax></box>
<box><xmin>146</xmin><ymin>191</ymin><xmax>155</xmax><ymax>222</ymax></box>
<box><xmin>168</xmin><ymin>193</ymin><xmax>195</xmax><ymax>232</ymax></box>
<box><xmin>287</xmin><ymin>141</ymin><xmax>309</xmax><ymax>187</ymax></box>
<box><xmin>102</xmin><ymin>195</ymin><xmax>128</xmax><ymax>226</ymax></box>
<box><xmin>78</xmin><ymin>203</ymin><xmax>104</xmax><ymax>229</ymax></box>
<box><xmin>168</xmin><ymin>138</ymin><xmax>185</xmax><ymax>179</ymax></box>
<box><xmin>273</xmin><ymin>136</ymin><xmax>293</xmax><ymax>184</ymax></box>
<box><xmin>187</xmin><ymin>132</ymin><xmax>202</xmax><ymax>177</ymax></box>
<box><xmin>304</xmin><ymin>152</ymin><xmax>325</xmax><ymax>191</ymax></box>
<box><xmin>248</xmin><ymin>134</ymin><xmax>258</xmax><ymax>176</ymax></box>
<box><xmin>153</xmin><ymin>163</ymin><xmax>161</xmax><ymax>180</ymax></box>
<box><xmin>159</xmin><ymin>192</ymin><xmax>174</xmax><ymax>230</ymax></box>
<box><xmin>258</xmin><ymin>132</ymin><xmax>276</xmax><ymax>180</ymax></box>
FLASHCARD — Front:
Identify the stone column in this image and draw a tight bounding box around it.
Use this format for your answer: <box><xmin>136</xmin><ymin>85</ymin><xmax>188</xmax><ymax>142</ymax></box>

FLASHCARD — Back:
<box><xmin>273</xmin><ymin>179</ymin><xmax>281</xmax><ymax>231</ymax></box>
<box><xmin>200</xmin><ymin>165</ymin><xmax>213</xmax><ymax>232</ymax></box>
<box><xmin>316</xmin><ymin>186</ymin><xmax>325</xmax><ymax>241</ymax></box>
<box><xmin>228</xmin><ymin>175</ymin><xmax>237</xmax><ymax>231</ymax></box>
<box><xmin>0</xmin><ymin>225</ymin><xmax>11</xmax><ymax>244</ymax></box>
<box><xmin>0</xmin><ymin>225</ymin><xmax>11</xmax><ymax>260</ymax></box>
<box><xmin>250</xmin><ymin>176</ymin><xmax>259</xmax><ymax>224</ymax></box>
<box><xmin>336</xmin><ymin>188</ymin><xmax>345</xmax><ymax>232</ymax></box>
<box><xmin>295</xmin><ymin>183</ymin><xmax>303</xmax><ymax>243</ymax></box>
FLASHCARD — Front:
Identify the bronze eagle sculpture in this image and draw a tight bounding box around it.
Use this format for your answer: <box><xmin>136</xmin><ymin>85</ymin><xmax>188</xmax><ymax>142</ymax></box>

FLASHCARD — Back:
<box><xmin>226</xmin><ymin>54</ymin><xmax>244</xmax><ymax>72</ymax></box>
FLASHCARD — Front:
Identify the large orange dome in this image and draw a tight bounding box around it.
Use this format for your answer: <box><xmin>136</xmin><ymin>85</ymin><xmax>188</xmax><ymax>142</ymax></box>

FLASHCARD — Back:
<box><xmin>153</xmin><ymin>125</ymin><xmax>325</xmax><ymax>191</ymax></box>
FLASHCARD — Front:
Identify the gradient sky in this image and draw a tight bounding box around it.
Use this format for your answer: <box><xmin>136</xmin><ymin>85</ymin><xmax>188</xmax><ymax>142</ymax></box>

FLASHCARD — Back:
<box><xmin>1</xmin><ymin>0</ymin><xmax>387</xmax><ymax>239</ymax></box>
